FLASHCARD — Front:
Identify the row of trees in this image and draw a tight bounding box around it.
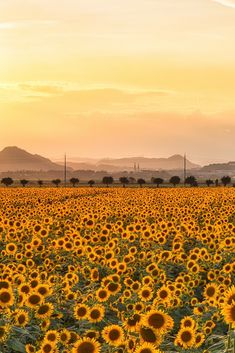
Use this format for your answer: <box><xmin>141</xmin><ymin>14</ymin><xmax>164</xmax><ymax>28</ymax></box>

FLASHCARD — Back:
<box><xmin>0</xmin><ymin>175</ymin><xmax>233</xmax><ymax>187</ymax></box>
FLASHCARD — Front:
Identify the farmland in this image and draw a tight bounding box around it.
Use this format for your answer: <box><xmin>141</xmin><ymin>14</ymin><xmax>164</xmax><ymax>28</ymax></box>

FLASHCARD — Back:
<box><xmin>0</xmin><ymin>187</ymin><xmax>234</xmax><ymax>353</ymax></box>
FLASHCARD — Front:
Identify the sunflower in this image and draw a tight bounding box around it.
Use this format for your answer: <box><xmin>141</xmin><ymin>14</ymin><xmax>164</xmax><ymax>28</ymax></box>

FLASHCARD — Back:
<box><xmin>175</xmin><ymin>327</ymin><xmax>196</xmax><ymax>349</ymax></box>
<box><xmin>26</xmin><ymin>292</ymin><xmax>43</xmax><ymax>308</ymax></box>
<box><xmin>0</xmin><ymin>288</ymin><xmax>14</xmax><ymax>307</ymax></box>
<box><xmin>74</xmin><ymin>303</ymin><xmax>89</xmax><ymax>320</ymax></box>
<box><xmin>44</xmin><ymin>330</ymin><xmax>59</xmax><ymax>345</ymax></box>
<box><xmin>6</xmin><ymin>242</ymin><xmax>17</xmax><ymax>255</ymax></box>
<box><xmin>134</xmin><ymin>342</ymin><xmax>162</xmax><ymax>353</ymax></box>
<box><xmin>88</xmin><ymin>305</ymin><xmax>105</xmax><ymax>323</ymax></box>
<box><xmin>36</xmin><ymin>303</ymin><xmax>54</xmax><ymax>319</ymax></box>
<box><xmin>96</xmin><ymin>288</ymin><xmax>110</xmax><ymax>302</ymax></box>
<box><xmin>36</xmin><ymin>284</ymin><xmax>52</xmax><ymax>297</ymax></box>
<box><xmin>72</xmin><ymin>337</ymin><xmax>101</xmax><ymax>353</ymax></box>
<box><xmin>123</xmin><ymin>314</ymin><xmax>141</xmax><ymax>332</ymax></box>
<box><xmin>85</xmin><ymin>330</ymin><xmax>100</xmax><ymax>340</ymax></box>
<box><xmin>142</xmin><ymin>310</ymin><xmax>174</xmax><ymax>334</ymax></box>
<box><xmin>180</xmin><ymin>316</ymin><xmax>196</xmax><ymax>329</ymax></box>
<box><xmin>223</xmin><ymin>286</ymin><xmax>235</xmax><ymax>306</ymax></box>
<box><xmin>14</xmin><ymin>309</ymin><xmax>29</xmax><ymax>327</ymax></box>
<box><xmin>156</xmin><ymin>286</ymin><xmax>172</xmax><ymax>305</ymax></box>
<box><xmin>25</xmin><ymin>344</ymin><xmax>35</xmax><ymax>353</ymax></box>
<box><xmin>40</xmin><ymin>341</ymin><xmax>55</xmax><ymax>353</ymax></box>
<box><xmin>0</xmin><ymin>280</ymin><xmax>11</xmax><ymax>290</ymax></box>
<box><xmin>102</xmin><ymin>324</ymin><xmax>124</xmax><ymax>347</ymax></box>
<box><xmin>204</xmin><ymin>283</ymin><xmax>218</xmax><ymax>300</ymax></box>
<box><xmin>106</xmin><ymin>282</ymin><xmax>121</xmax><ymax>295</ymax></box>
<box><xmin>18</xmin><ymin>283</ymin><xmax>31</xmax><ymax>296</ymax></box>
<box><xmin>0</xmin><ymin>325</ymin><xmax>10</xmax><ymax>343</ymax></box>
<box><xmin>59</xmin><ymin>329</ymin><xmax>71</xmax><ymax>345</ymax></box>
<box><xmin>138</xmin><ymin>287</ymin><xmax>153</xmax><ymax>302</ymax></box>
<box><xmin>139</xmin><ymin>326</ymin><xmax>162</xmax><ymax>346</ymax></box>
<box><xmin>194</xmin><ymin>333</ymin><xmax>205</xmax><ymax>348</ymax></box>
<box><xmin>222</xmin><ymin>300</ymin><xmax>235</xmax><ymax>328</ymax></box>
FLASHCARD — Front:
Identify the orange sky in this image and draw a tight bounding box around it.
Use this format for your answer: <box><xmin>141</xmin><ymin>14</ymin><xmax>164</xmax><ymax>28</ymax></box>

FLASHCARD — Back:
<box><xmin>0</xmin><ymin>0</ymin><xmax>235</xmax><ymax>164</ymax></box>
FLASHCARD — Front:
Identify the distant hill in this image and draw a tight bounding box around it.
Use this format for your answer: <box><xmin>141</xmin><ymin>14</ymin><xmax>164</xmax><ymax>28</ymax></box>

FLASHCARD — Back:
<box><xmin>0</xmin><ymin>146</ymin><xmax>64</xmax><ymax>172</ymax></box>
<box><xmin>96</xmin><ymin>155</ymin><xmax>200</xmax><ymax>171</ymax></box>
<box><xmin>201</xmin><ymin>161</ymin><xmax>235</xmax><ymax>172</ymax></box>
<box><xmin>56</xmin><ymin>154</ymin><xmax>200</xmax><ymax>172</ymax></box>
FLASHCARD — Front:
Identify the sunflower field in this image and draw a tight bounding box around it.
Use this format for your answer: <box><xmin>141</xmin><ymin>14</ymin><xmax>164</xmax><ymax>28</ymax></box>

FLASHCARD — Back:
<box><xmin>0</xmin><ymin>187</ymin><xmax>234</xmax><ymax>353</ymax></box>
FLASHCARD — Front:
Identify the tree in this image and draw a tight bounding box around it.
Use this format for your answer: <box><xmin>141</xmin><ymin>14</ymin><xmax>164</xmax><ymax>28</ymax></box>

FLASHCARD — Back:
<box><xmin>1</xmin><ymin>177</ymin><xmax>13</xmax><ymax>187</ymax></box>
<box><xmin>88</xmin><ymin>180</ymin><xmax>95</xmax><ymax>187</ymax></box>
<box><xmin>52</xmin><ymin>179</ymin><xmax>61</xmax><ymax>187</ymax></box>
<box><xmin>70</xmin><ymin>178</ymin><xmax>79</xmax><ymax>187</ymax></box>
<box><xmin>20</xmin><ymin>179</ymin><xmax>29</xmax><ymax>187</ymax></box>
<box><xmin>169</xmin><ymin>176</ymin><xmax>181</xmax><ymax>187</ymax></box>
<box><xmin>206</xmin><ymin>179</ymin><xmax>214</xmax><ymax>187</ymax></box>
<box><xmin>102</xmin><ymin>176</ymin><xmax>114</xmax><ymax>187</ymax></box>
<box><xmin>185</xmin><ymin>176</ymin><xmax>197</xmax><ymax>187</ymax></box>
<box><xmin>38</xmin><ymin>180</ymin><xmax>43</xmax><ymax>187</ymax></box>
<box><xmin>137</xmin><ymin>178</ymin><xmax>145</xmax><ymax>187</ymax></box>
<box><xmin>119</xmin><ymin>177</ymin><xmax>129</xmax><ymax>188</ymax></box>
<box><xmin>221</xmin><ymin>176</ymin><xmax>231</xmax><ymax>186</ymax></box>
<box><xmin>152</xmin><ymin>177</ymin><xmax>164</xmax><ymax>187</ymax></box>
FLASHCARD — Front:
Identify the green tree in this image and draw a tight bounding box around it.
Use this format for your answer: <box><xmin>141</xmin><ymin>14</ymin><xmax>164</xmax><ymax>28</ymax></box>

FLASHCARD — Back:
<box><xmin>169</xmin><ymin>176</ymin><xmax>181</xmax><ymax>187</ymax></box>
<box><xmin>137</xmin><ymin>178</ymin><xmax>145</xmax><ymax>188</ymax></box>
<box><xmin>52</xmin><ymin>179</ymin><xmax>61</xmax><ymax>187</ymax></box>
<box><xmin>20</xmin><ymin>179</ymin><xmax>29</xmax><ymax>187</ymax></box>
<box><xmin>221</xmin><ymin>176</ymin><xmax>231</xmax><ymax>186</ymax></box>
<box><xmin>206</xmin><ymin>179</ymin><xmax>214</xmax><ymax>187</ymax></box>
<box><xmin>119</xmin><ymin>177</ymin><xmax>129</xmax><ymax>188</ymax></box>
<box><xmin>38</xmin><ymin>180</ymin><xmax>43</xmax><ymax>187</ymax></box>
<box><xmin>102</xmin><ymin>176</ymin><xmax>114</xmax><ymax>187</ymax></box>
<box><xmin>185</xmin><ymin>176</ymin><xmax>197</xmax><ymax>187</ymax></box>
<box><xmin>88</xmin><ymin>180</ymin><xmax>95</xmax><ymax>187</ymax></box>
<box><xmin>70</xmin><ymin>177</ymin><xmax>79</xmax><ymax>187</ymax></box>
<box><xmin>1</xmin><ymin>177</ymin><xmax>13</xmax><ymax>187</ymax></box>
<box><xmin>152</xmin><ymin>177</ymin><xmax>164</xmax><ymax>187</ymax></box>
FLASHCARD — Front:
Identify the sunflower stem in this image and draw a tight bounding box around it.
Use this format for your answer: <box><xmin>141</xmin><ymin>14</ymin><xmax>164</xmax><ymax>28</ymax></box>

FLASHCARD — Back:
<box><xmin>227</xmin><ymin>324</ymin><xmax>231</xmax><ymax>353</ymax></box>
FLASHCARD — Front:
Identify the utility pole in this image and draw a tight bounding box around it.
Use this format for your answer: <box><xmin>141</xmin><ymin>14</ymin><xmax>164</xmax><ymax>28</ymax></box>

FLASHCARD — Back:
<box><xmin>64</xmin><ymin>153</ymin><xmax>67</xmax><ymax>187</ymax></box>
<box><xmin>184</xmin><ymin>153</ymin><xmax>187</xmax><ymax>185</ymax></box>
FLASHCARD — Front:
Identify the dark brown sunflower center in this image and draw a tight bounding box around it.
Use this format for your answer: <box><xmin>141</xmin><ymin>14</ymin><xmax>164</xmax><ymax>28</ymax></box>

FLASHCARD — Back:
<box><xmin>181</xmin><ymin>331</ymin><xmax>192</xmax><ymax>342</ymax></box>
<box><xmin>28</xmin><ymin>294</ymin><xmax>41</xmax><ymax>305</ymax></box>
<box><xmin>206</xmin><ymin>287</ymin><xmax>215</xmax><ymax>297</ymax></box>
<box><xmin>109</xmin><ymin>329</ymin><xmax>120</xmax><ymax>341</ymax></box>
<box><xmin>148</xmin><ymin>313</ymin><xmax>165</xmax><ymax>329</ymax></box>
<box><xmin>140</xmin><ymin>327</ymin><xmax>157</xmax><ymax>342</ymax></box>
<box><xmin>77</xmin><ymin>342</ymin><xmax>95</xmax><ymax>353</ymax></box>
<box><xmin>90</xmin><ymin>309</ymin><xmax>100</xmax><ymax>319</ymax></box>
<box><xmin>0</xmin><ymin>291</ymin><xmax>11</xmax><ymax>303</ymax></box>
<box><xmin>38</xmin><ymin>305</ymin><xmax>50</xmax><ymax>315</ymax></box>
<box><xmin>77</xmin><ymin>307</ymin><xmax>87</xmax><ymax>317</ymax></box>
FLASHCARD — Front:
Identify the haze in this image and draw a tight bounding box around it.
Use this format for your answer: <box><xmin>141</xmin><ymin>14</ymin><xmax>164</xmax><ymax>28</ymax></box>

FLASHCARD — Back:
<box><xmin>1</xmin><ymin>0</ymin><xmax>235</xmax><ymax>164</ymax></box>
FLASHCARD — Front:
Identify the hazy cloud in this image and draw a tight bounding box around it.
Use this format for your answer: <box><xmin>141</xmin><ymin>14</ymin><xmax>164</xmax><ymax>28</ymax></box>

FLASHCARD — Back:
<box><xmin>212</xmin><ymin>0</ymin><xmax>235</xmax><ymax>9</ymax></box>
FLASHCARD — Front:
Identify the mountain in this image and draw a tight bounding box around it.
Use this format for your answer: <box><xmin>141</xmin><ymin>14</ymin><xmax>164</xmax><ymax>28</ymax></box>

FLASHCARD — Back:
<box><xmin>201</xmin><ymin>161</ymin><xmax>235</xmax><ymax>172</ymax></box>
<box><xmin>96</xmin><ymin>155</ymin><xmax>200</xmax><ymax>171</ymax></box>
<box><xmin>56</xmin><ymin>154</ymin><xmax>200</xmax><ymax>172</ymax></box>
<box><xmin>0</xmin><ymin>146</ymin><xmax>64</xmax><ymax>172</ymax></box>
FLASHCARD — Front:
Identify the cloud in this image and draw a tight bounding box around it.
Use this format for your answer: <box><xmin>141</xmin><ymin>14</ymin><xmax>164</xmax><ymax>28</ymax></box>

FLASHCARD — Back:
<box><xmin>212</xmin><ymin>0</ymin><xmax>235</xmax><ymax>9</ymax></box>
<box><xmin>0</xmin><ymin>20</ymin><xmax>56</xmax><ymax>31</ymax></box>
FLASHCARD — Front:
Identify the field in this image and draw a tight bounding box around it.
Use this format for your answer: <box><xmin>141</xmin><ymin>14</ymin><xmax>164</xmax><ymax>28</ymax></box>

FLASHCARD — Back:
<box><xmin>0</xmin><ymin>187</ymin><xmax>234</xmax><ymax>353</ymax></box>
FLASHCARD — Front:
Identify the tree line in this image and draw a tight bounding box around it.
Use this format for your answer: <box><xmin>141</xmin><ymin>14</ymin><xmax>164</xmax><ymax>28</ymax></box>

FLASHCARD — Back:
<box><xmin>0</xmin><ymin>175</ymin><xmax>233</xmax><ymax>187</ymax></box>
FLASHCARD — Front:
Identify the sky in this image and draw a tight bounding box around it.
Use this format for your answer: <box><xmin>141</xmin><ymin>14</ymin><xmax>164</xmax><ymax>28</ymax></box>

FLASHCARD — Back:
<box><xmin>0</xmin><ymin>0</ymin><xmax>235</xmax><ymax>165</ymax></box>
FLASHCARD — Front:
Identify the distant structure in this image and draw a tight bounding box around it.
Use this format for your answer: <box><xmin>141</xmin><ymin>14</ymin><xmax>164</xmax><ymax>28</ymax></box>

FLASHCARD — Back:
<box><xmin>64</xmin><ymin>153</ymin><xmax>67</xmax><ymax>187</ymax></box>
<box><xmin>138</xmin><ymin>163</ymin><xmax>140</xmax><ymax>172</ymax></box>
<box><xmin>134</xmin><ymin>163</ymin><xmax>136</xmax><ymax>172</ymax></box>
<box><xmin>184</xmin><ymin>153</ymin><xmax>187</xmax><ymax>184</ymax></box>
